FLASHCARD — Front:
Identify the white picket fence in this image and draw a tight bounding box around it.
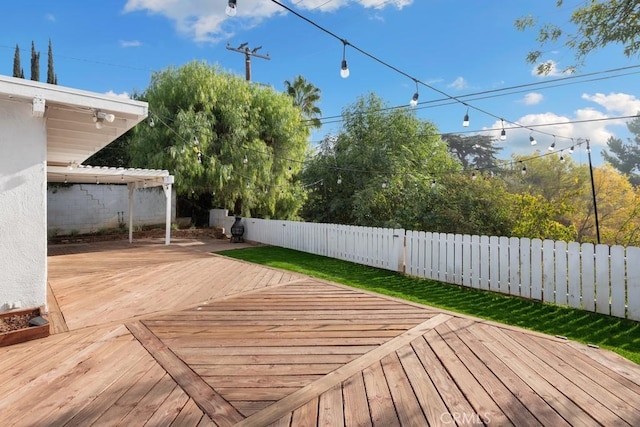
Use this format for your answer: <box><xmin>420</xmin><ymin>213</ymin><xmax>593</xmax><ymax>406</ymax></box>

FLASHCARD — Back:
<box><xmin>242</xmin><ymin>219</ymin><xmax>640</xmax><ymax>321</ymax></box>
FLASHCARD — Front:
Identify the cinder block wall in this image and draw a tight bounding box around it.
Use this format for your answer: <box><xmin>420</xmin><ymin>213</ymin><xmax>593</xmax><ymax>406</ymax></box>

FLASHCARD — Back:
<box><xmin>47</xmin><ymin>184</ymin><xmax>176</xmax><ymax>235</ymax></box>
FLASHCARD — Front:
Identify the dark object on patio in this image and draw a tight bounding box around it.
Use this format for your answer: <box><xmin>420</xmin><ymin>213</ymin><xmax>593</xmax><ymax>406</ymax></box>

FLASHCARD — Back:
<box><xmin>28</xmin><ymin>316</ymin><xmax>49</xmax><ymax>327</ymax></box>
<box><xmin>231</xmin><ymin>216</ymin><xmax>245</xmax><ymax>243</ymax></box>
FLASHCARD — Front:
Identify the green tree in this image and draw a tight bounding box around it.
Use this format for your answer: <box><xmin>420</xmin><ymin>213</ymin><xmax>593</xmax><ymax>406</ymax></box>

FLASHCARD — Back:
<box><xmin>127</xmin><ymin>61</ymin><xmax>309</xmax><ymax>219</ymax></box>
<box><xmin>302</xmin><ymin>93</ymin><xmax>457</xmax><ymax>228</ymax></box>
<box><xmin>30</xmin><ymin>41</ymin><xmax>40</xmax><ymax>81</ymax></box>
<box><xmin>47</xmin><ymin>39</ymin><xmax>57</xmax><ymax>85</ymax></box>
<box><xmin>284</xmin><ymin>75</ymin><xmax>322</xmax><ymax>129</ymax></box>
<box><xmin>442</xmin><ymin>134</ymin><xmax>502</xmax><ymax>170</ymax></box>
<box><xmin>602</xmin><ymin>115</ymin><xmax>640</xmax><ymax>185</ymax></box>
<box><xmin>516</xmin><ymin>0</ymin><xmax>640</xmax><ymax>74</ymax></box>
<box><xmin>12</xmin><ymin>44</ymin><xmax>24</xmax><ymax>78</ymax></box>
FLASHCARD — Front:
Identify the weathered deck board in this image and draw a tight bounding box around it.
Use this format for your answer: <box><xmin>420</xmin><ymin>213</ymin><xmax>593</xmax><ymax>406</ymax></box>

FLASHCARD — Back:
<box><xmin>0</xmin><ymin>239</ymin><xmax>638</xmax><ymax>426</ymax></box>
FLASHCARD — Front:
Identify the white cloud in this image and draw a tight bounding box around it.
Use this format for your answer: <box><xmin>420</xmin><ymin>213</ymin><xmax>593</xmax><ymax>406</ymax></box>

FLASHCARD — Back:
<box><xmin>522</xmin><ymin>92</ymin><xmax>543</xmax><ymax>105</ymax></box>
<box><xmin>582</xmin><ymin>92</ymin><xmax>640</xmax><ymax>117</ymax></box>
<box><xmin>45</xmin><ymin>13</ymin><xmax>56</xmax><ymax>22</ymax></box>
<box><xmin>448</xmin><ymin>77</ymin><xmax>468</xmax><ymax>90</ymax></box>
<box><xmin>123</xmin><ymin>0</ymin><xmax>413</xmax><ymax>42</ymax></box>
<box><xmin>120</xmin><ymin>40</ymin><xmax>142</xmax><ymax>48</ymax></box>
<box><xmin>105</xmin><ymin>90</ymin><xmax>131</xmax><ymax>99</ymax></box>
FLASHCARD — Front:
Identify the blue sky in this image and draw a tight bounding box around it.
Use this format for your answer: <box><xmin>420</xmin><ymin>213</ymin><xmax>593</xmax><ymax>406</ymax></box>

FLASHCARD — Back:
<box><xmin>3</xmin><ymin>1</ymin><xmax>640</xmax><ymax>166</ymax></box>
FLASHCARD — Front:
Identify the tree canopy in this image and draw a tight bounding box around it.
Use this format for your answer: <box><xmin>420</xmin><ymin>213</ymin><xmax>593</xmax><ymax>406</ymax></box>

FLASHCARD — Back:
<box><xmin>602</xmin><ymin>115</ymin><xmax>640</xmax><ymax>185</ymax></box>
<box><xmin>516</xmin><ymin>0</ymin><xmax>640</xmax><ymax>74</ymax></box>
<box><xmin>127</xmin><ymin>61</ymin><xmax>310</xmax><ymax>219</ymax></box>
<box><xmin>284</xmin><ymin>75</ymin><xmax>322</xmax><ymax>129</ymax></box>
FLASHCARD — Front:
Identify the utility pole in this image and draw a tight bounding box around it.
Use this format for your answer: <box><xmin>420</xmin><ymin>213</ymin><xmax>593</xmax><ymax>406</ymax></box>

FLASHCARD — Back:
<box><xmin>226</xmin><ymin>42</ymin><xmax>270</xmax><ymax>81</ymax></box>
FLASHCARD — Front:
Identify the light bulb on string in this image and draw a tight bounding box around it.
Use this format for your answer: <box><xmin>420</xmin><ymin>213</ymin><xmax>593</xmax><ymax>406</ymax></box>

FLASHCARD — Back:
<box><xmin>521</xmin><ymin>163</ymin><xmax>527</xmax><ymax>175</ymax></box>
<box><xmin>560</xmin><ymin>151</ymin><xmax>565</xmax><ymax>163</ymax></box>
<box><xmin>148</xmin><ymin>116</ymin><xmax>155</xmax><ymax>127</ymax></box>
<box><xmin>471</xmin><ymin>171</ymin><xmax>477</xmax><ymax>180</ymax></box>
<box><xmin>409</xmin><ymin>79</ymin><xmax>419</xmax><ymax>107</ymax></box>
<box><xmin>431</xmin><ymin>179</ymin><xmax>437</xmax><ymax>188</ymax></box>
<box><xmin>548</xmin><ymin>135</ymin><xmax>556</xmax><ymax>151</ymax></box>
<box><xmin>340</xmin><ymin>40</ymin><xmax>350</xmax><ymax>78</ymax></box>
<box><xmin>529</xmin><ymin>134</ymin><xmax>537</xmax><ymax>145</ymax></box>
<box><xmin>337</xmin><ymin>175</ymin><xmax>342</xmax><ymax>185</ymax></box>
<box><xmin>500</xmin><ymin>119</ymin><xmax>506</xmax><ymax>141</ymax></box>
<box><xmin>243</xmin><ymin>155</ymin><xmax>248</xmax><ymax>164</ymax></box>
<box><xmin>569</xmin><ymin>145</ymin><xmax>575</xmax><ymax>154</ymax></box>
<box><xmin>381</xmin><ymin>180</ymin><xmax>387</xmax><ymax>189</ymax></box>
<box><xmin>64</xmin><ymin>175</ymin><xmax>68</xmax><ymax>184</ymax></box>
<box><xmin>226</xmin><ymin>0</ymin><xmax>237</xmax><ymax>17</ymax></box>
<box><xmin>462</xmin><ymin>107</ymin><xmax>469</xmax><ymax>127</ymax></box>
<box><xmin>193</xmin><ymin>136</ymin><xmax>199</xmax><ymax>145</ymax></box>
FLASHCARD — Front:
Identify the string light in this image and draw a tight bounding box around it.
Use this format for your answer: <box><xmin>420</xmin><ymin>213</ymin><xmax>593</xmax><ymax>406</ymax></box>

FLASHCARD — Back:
<box><xmin>560</xmin><ymin>151</ymin><xmax>565</xmax><ymax>163</ymax></box>
<box><xmin>193</xmin><ymin>136</ymin><xmax>199</xmax><ymax>145</ymax></box>
<box><xmin>462</xmin><ymin>107</ymin><xmax>470</xmax><ymax>127</ymax></box>
<box><xmin>340</xmin><ymin>40</ymin><xmax>350</xmax><ymax>79</ymax></box>
<box><xmin>226</xmin><ymin>0</ymin><xmax>237</xmax><ymax>17</ymax></box>
<box><xmin>548</xmin><ymin>135</ymin><xmax>556</xmax><ymax>151</ymax></box>
<box><xmin>64</xmin><ymin>175</ymin><xmax>67</xmax><ymax>184</ymax></box>
<box><xmin>148</xmin><ymin>116</ymin><xmax>155</xmax><ymax>127</ymax></box>
<box><xmin>243</xmin><ymin>155</ymin><xmax>248</xmax><ymax>164</ymax></box>
<box><xmin>500</xmin><ymin>119</ymin><xmax>506</xmax><ymax>141</ymax></box>
<box><xmin>569</xmin><ymin>145</ymin><xmax>575</xmax><ymax>154</ymax></box>
<box><xmin>529</xmin><ymin>134</ymin><xmax>537</xmax><ymax>146</ymax></box>
<box><xmin>431</xmin><ymin>179</ymin><xmax>437</xmax><ymax>188</ymax></box>
<box><xmin>410</xmin><ymin>79</ymin><xmax>419</xmax><ymax>107</ymax></box>
<box><xmin>337</xmin><ymin>175</ymin><xmax>342</xmax><ymax>185</ymax></box>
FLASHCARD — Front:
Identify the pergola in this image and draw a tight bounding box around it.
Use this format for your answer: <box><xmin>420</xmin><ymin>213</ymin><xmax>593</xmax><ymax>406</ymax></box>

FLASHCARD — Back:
<box><xmin>47</xmin><ymin>165</ymin><xmax>174</xmax><ymax>245</ymax></box>
<box><xmin>0</xmin><ymin>75</ymin><xmax>175</xmax><ymax>245</ymax></box>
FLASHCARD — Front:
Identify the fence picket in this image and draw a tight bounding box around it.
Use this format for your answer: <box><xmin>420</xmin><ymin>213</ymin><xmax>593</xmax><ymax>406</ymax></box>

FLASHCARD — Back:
<box><xmin>531</xmin><ymin>239</ymin><xmax>542</xmax><ymax>301</ymax></box>
<box><xmin>582</xmin><ymin>243</ymin><xmax>595</xmax><ymax>312</ymax></box>
<box><xmin>418</xmin><ymin>231</ymin><xmax>426</xmax><ymax>278</ymax></box>
<box><xmin>499</xmin><ymin>236</ymin><xmax>510</xmax><ymax>294</ymax></box>
<box><xmin>462</xmin><ymin>235</ymin><xmax>471</xmax><ymax>287</ymax></box>
<box><xmin>509</xmin><ymin>237</ymin><xmax>520</xmax><ymax>296</ymax></box>
<box><xmin>489</xmin><ymin>236</ymin><xmax>500</xmax><ymax>292</ymax></box>
<box><xmin>520</xmin><ymin>238</ymin><xmax>531</xmax><ymax>298</ymax></box>
<box><xmin>595</xmin><ymin>244</ymin><xmax>610</xmax><ymax>315</ymax></box>
<box><xmin>555</xmin><ymin>241</ymin><xmax>568</xmax><ymax>306</ymax></box>
<box><xmin>480</xmin><ymin>235</ymin><xmax>490</xmax><ymax>290</ymax></box>
<box><xmin>542</xmin><ymin>240</ymin><xmax>555</xmax><ymax>304</ymax></box>
<box><xmin>628</xmin><ymin>247</ymin><xmax>640</xmax><ymax>321</ymax></box>
<box><xmin>610</xmin><ymin>245</ymin><xmax>625</xmax><ymax>318</ymax></box>
<box><xmin>471</xmin><ymin>235</ymin><xmax>480</xmax><ymax>289</ymax></box>
<box><xmin>567</xmin><ymin>242</ymin><xmax>581</xmax><ymax>309</ymax></box>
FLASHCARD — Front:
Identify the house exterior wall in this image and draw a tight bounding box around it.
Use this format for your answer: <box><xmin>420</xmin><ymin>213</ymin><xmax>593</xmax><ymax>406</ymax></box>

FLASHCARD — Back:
<box><xmin>47</xmin><ymin>184</ymin><xmax>176</xmax><ymax>235</ymax></box>
<box><xmin>0</xmin><ymin>100</ymin><xmax>47</xmax><ymax>312</ymax></box>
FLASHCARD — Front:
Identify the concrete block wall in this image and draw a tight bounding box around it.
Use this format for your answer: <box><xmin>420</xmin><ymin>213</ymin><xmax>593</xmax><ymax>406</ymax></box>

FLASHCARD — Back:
<box><xmin>209</xmin><ymin>208</ymin><xmax>236</xmax><ymax>234</ymax></box>
<box><xmin>48</xmin><ymin>184</ymin><xmax>176</xmax><ymax>235</ymax></box>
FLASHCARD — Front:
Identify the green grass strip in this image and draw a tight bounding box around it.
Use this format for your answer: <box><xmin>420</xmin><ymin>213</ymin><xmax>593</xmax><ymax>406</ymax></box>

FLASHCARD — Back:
<box><xmin>219</xmin><ymin>246</ymin><xmax>640</xmax><ymax>365</ymax></box>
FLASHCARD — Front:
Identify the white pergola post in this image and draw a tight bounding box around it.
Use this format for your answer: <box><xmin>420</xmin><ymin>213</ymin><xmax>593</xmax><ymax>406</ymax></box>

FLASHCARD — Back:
<box><xmin>128</xmin><ymin>183</ymin><xmax>135</xmax><ymax>244</ymax></box>
<box><xmin>163</xmin><ymin>176</ymin><xmax>174</xmax><ymax>245</ymax></box>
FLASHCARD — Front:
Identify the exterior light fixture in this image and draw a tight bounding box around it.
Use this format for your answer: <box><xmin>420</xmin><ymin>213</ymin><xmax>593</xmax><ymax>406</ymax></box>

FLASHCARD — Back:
<box><xmin>226</xmin><ymin>0</ymin><xmax>237</xmax><ymax>16</ymax></box>
<box><xmin>337</xmin><ymin>175</ymin><xmax>342</xmax><ymax>185</ymax></box>
<box><xmin>560</xmin><ymin>151</ymin><xmax>565</xmax><ymax>163</ymax></box>
<box><xmin>93</xmin><ymin>111</ymin><xmax>115</xmax><ymax>129</ymax></box>
<box><xmin>243</xmin><ymin>155</ymin><xmax>248</xmax><ymax>164</ymax></box>
<box><xmin>462</xmin><ymin>108</ymin><xmax>469</xmax><ymax>127</ymax></box>
<box><xmin>529</xmin><ymin>134</ymin><xmax>537</xmax><ymax>145</ymax></box>
<box><xmin>431</xmin><ymin>179</ymin><xmax>436</xmax><ymax>188</ymax></box>
<box><xmin>340</xmin><ymin>40</ymin><xmax>350</xmax><ymax>78</ymax></box>
<box><xmin>410</xmin><ymin>80</ymin><xmax>419</xmax><ymax>107</ymax></box>
<box><xmin>148</xmin><ymin>116</ymin><xmax>155</xmax><ymax>127</ymax></box>
<box><xmin>500</xmin><ymin>119</ymin><xmax>506</xmax><ymax>141</ymax></box>
<box><xmin>569</xmin><ymin>145</ymin><xmax>574</xmax><ymax>154</ymax></box>
<box><xmin>521</xmin><ymin>165</ymin><xmax>527</xmax><ymax>175</ymax></box>
<box><xmin>381</xmin><ymin>180</ymin><xmax>387</xmax><ymax>189</ymax></box>
<box><xmin>548</xmin><ymin>136</ymin><xmax>556</xmax><ymax>151</ymax></box>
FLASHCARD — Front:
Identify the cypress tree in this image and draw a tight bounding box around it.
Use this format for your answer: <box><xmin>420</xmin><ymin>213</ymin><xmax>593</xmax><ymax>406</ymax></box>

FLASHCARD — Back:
<box><xmin>30</xmin><ymin>41</ymin><xmax>40</xmax><ymax>81</ymax></box>
<box><xmin>47</xmin><ymin>39</ymin><xmax>57</xmax><ymax>84</ymax></box>
<box><xmin>12</xmin><ymin>44</ymin><xmax>23</xmax><ymax>78</ymax></box>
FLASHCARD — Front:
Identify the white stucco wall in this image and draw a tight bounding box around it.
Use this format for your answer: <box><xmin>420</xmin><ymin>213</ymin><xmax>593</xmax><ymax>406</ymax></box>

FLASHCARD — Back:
<box><xmin>48</xmin><ymin>184</ymin><xmax>176</xmax><ymax>235</ymax></box>
<box><xmin>0</xmin><ymin>100</ymin><xmax>47</xmax><ymax>312</ymax></box>
<box><xmin>209</xmin><ymin>208</ymin><xmax>236</xmax><ymax>234</ymax></box>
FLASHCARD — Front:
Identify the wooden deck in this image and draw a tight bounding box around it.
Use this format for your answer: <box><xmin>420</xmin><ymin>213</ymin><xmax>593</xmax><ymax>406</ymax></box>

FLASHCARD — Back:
<box><xmin>1</xmin><ymin>238</ymin><xmax>639</xmax><ymax>426</ymax></box>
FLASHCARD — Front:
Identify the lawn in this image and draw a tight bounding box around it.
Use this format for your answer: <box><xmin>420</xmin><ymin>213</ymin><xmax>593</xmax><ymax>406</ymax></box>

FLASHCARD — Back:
<box><xmin>219</xmin><ymin>245</ymin><xmax>640</xmax><ymax>365</ymax></box>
